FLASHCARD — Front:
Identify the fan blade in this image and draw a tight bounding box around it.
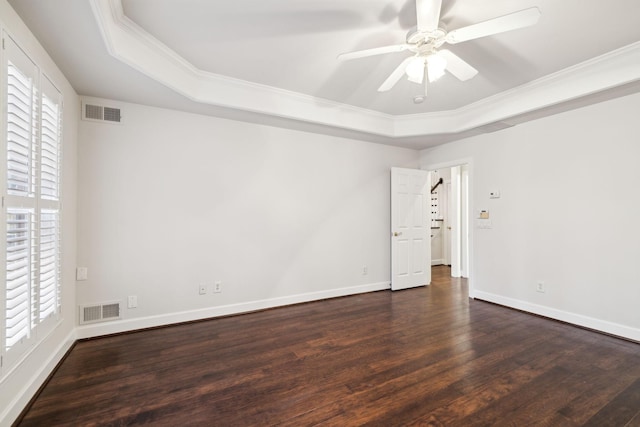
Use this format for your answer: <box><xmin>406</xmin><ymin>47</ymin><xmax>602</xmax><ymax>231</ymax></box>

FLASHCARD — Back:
<box><xmin>337</xmin><ymin>44</ymin><xmax>410</xmax><ymax>61</ymax></box>
<box><xmin>378</xmin><ymin>56</ymin><xmax>415</xmax><ymax>92</ymax></box>
<box><xmin>438</xmin><ymin>50</ymin><xmax>478</xmax><ymax>81</ymax></box>
<box><xmin>416</xmin><ymin>0</ymin><xmax>443</xmax><ymax>32</ymax></box>
<box><xmin>445</xmin><ymin>7</ymin><xmax>541</xmax><ymax>44</ymax></box>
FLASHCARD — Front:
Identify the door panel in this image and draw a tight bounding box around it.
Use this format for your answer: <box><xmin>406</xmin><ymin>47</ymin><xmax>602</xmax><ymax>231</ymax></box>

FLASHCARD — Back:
<box><xmin>391</xmin><ymin>167</ymin><xmax>431</xmax><ymax>291</ymax></box>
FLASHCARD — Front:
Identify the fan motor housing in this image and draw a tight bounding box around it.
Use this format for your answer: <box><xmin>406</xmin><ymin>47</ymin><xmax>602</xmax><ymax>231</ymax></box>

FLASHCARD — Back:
<box><xmin>406</xmin><ymin>26</ymin><xmax>447</xmax><ymax>51</ymax></box>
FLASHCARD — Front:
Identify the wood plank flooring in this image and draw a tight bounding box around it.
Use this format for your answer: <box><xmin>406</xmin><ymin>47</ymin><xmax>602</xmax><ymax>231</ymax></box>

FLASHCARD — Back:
<box><xmin>16</xmin><ymin>266</ymin><xmax>640</xmax><ymax>426</ymax></box>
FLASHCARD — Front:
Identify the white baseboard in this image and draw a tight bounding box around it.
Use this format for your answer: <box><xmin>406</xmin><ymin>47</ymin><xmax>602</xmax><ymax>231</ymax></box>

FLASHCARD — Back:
<box><xmin>77</xmin><ymin>281</ymin><xmax>391</xmax><ymax>339</ymax></box>
<box><xmin>473</xmin><ymin>290</ymin><xmax>640</xmax><ymax>342</ymax></box>
<box><xmin>431</xmin><ymin>259</ymin><xmax>445</xmax><ymax>266</ymax></box>
<box><xmin>1</xmin><ymin>329</ymin><xmax>76</xmax><ymax>426</ymax></box>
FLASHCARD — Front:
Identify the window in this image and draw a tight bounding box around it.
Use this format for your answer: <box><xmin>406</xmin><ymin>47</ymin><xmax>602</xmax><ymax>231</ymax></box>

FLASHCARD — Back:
<box><xmin>2</xmin><ymin>33</ymin><xmax>62</xmax><ymax>368</ymax></box>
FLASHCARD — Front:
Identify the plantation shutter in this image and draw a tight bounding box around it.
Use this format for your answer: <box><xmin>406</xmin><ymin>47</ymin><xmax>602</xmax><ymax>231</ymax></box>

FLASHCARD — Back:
<box><xmin>38</xmin><ymin>76</ymin><xmax>62</xmax><ymax>322</ymax></box>
<box><xmin>40</xmin><ymin>83</ymin><xmax>61</xmax><ymax>201</ymax></box>
<box><xmin>6</xmin><ymin>59</ymin><xmax>36</xmax><ymax>197</ymax></box>
<box><xmin>5</xmin><ymin>209</ymin><xmax>35</xmax><ymax>348</ymax></box>
<box><xmin>3</xmin><ymin>34</ymin><xmax>62</xmax><ymax>359</ymax></box>
<box><xmin>38</xmin><ymin>210</ymin><xmax>58</xmax><ymax>320</ymax></box>
<box><xmin>4</xmin><ymin>36</ymin><xmax>38</xmax><ymax>353</ymax></box>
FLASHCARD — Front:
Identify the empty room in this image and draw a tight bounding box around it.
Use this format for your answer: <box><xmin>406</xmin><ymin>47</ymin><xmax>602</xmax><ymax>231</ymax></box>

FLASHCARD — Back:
<box><xmin>1</xmin><ymin>0</ymin><xmax>640</xmax><ymax>425</ymax></box>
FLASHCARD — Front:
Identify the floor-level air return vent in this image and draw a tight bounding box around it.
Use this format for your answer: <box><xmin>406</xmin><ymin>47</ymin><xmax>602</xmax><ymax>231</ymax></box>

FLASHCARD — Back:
<box><xmin>82</xmin><ymin>101</ymin><xmax>123</xmax><ymax>124</ymax></box>
<box><xmin>79</xmin><ymin>302</ymin><xmax>122</xmax><ymax>325</ymax></box>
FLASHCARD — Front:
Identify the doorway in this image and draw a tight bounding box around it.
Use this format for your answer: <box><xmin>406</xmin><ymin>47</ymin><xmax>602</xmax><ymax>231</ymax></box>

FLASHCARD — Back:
<box><xmin>428</xmin><ymin>164</ymin><xmax>470</xmax><ymax>279</ymax></box>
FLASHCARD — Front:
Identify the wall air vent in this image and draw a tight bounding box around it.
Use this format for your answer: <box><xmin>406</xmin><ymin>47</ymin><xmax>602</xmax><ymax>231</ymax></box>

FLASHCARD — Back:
<box><xmin>82</xmin><ymin>101</ymin><xmax>123</xmax><ymax>124</ymax></box>
<box><xmin>79</xmin><ymin>302</ymin><xmax>122</xmax><ymax>325</ymax></box>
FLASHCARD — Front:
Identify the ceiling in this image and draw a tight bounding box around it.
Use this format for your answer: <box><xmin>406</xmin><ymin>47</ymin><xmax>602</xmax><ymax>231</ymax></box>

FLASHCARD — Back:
<box><xmin>7</xmin><ymin>0</ymin><xmax>640</xmax><ymax>149</ymax></box>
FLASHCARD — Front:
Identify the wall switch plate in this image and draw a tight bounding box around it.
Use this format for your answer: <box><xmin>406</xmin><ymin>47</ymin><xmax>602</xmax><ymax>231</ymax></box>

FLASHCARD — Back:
<box><xmin>214</xmin><ymin>281</ymin><xmax>222</xmax><ymax>293</ymax></box>
<box><xmin>199</xmin><ymin>284</ymin><xmax>207</xmax><ymax>295</ymax></box>
<box><xmin>127</xmin><ymin>295</ymin><xmax>138</xmax><ymax>308</ymax></box>
<box><xmin>489</xmin><ymin>190</ymin><xmax>501</xmax><ymax>199</ymax></box>
<box><xmin>76</xmin><ymin>267</ymin><xmax>88</xmax><ymax>281</ymax></box>
<box><xmin>362</xmin><ymin>265</ymin><xmax>368</xmax><ymax>275</ymax></box>
<box><xmin>536</xmin><ymin>282</ymin><xmax>545</xmax><ymax>293</ymax></box>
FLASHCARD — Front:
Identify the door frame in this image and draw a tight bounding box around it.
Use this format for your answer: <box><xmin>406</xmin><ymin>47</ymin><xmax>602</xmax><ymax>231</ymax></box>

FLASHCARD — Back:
<box><xmin>423</xmin><ymin>158</ymin><xmax>474</xmax><ymax>299</ymax></box>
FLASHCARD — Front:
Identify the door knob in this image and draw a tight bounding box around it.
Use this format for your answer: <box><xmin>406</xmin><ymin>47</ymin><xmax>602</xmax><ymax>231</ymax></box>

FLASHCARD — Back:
<box><xmin>393</xmin><ymin>232</ymin><xmax>402</xmax><ymax>237</ymax></box>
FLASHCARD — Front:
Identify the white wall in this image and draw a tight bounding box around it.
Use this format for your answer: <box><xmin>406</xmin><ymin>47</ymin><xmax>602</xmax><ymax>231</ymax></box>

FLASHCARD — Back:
<box><xmin>76</xmin><ymin>99</ymin><xmax>419</xmax><ymax>337</ymax></box>
<box><xmin>421</xmin><ymin>92</ymin><xmax>640</xmax><ymax>341</ymax></box>
<box><xmin>0</xmin><ymin>1</ymin><xmax>79</xmax><ymax>424</ymax></box>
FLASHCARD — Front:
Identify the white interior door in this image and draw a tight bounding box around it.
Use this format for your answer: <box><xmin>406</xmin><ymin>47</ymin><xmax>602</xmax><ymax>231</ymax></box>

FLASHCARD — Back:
<box><xmin>391</xmin><ymin>167</ymin><xmax>431</xmax><ymax>291</ymax></box>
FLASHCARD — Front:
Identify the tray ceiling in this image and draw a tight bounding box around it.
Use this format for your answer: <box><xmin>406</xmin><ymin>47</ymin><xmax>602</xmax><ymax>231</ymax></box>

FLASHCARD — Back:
<box><xmin>8</xmin><ymin>0</ymin><xmax>640</xmax><ymax>148</ymax></box>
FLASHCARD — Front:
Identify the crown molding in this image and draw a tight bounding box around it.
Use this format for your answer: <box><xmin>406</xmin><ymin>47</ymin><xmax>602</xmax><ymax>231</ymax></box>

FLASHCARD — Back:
<box><xmin>395</xmin><ymin>41</ymin><xmax>640</xmax><ymax>135</ymax></box>
<box><xmin>90</xmin><ymin>0</ymin><xmax>640</xmax><ymax>141</ymax></box>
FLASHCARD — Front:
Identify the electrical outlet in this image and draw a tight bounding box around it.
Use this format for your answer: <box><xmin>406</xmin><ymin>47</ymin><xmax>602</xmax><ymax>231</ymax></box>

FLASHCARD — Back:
<box><xmin>536</xmin><ymin>282</ymin><xmax>545</xmax><ymax>293</ymax></box>
<box><xmin>199</xmin><ymin>284</ymin><xmax>207</xmax><ymax>295</ymax></box>
<box><xmin>76</xmin><ymin>267</ymin><xmax>88</xmax><ymax>281</ymax></box>
<box><xmin>362</xmin><ymin>265</ymin><xmax>368</xmax><ymax>275</ymax></box>
<box><xmin>127</xmin><ymin>295</ymin><xmax>138</xmax><ymax>308</ymax></box>
<box><xmin>214</xmin><ymin>281</ymin><xmax>222</xmax><ymax>293</ymax></box>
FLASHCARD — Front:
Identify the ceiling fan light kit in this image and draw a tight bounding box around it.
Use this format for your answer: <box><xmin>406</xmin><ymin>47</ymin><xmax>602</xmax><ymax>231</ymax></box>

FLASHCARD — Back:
<box><xmin>426</xmin><ymin>54</ymin><xmax>447</xmax><ymax>82</ymax></box>
<box><xmin>338</xmin><ymin>0</ymin><xmax>541</xmax><ymax>100</ymax></box>
<box><xmin>406</xmin><ymin>55</ymin><xmax>447</xmax><ymax>85</ymax></box>
<box><xmin>406</xmin><ymin>57</ymin><xmax>426</xmax><ymax>82</ymax></box>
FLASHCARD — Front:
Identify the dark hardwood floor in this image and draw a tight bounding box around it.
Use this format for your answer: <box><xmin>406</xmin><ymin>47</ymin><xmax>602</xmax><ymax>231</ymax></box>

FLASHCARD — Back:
<box><xmin>17</xmin><ymin>266</ymin><xmax>640</xmax><ymax>426</ymax></box>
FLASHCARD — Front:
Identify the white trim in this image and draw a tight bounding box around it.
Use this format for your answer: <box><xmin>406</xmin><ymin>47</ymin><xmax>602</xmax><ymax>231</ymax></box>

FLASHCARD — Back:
<box><xmin>473</xmin><ymin>291</ymin><xmax>640</xmax><ymax>342</ymax></box>
<box><xmin>0</xmin><ymin>329</ymin><xmax>76</xmax><ymax>427</ymax></box>
<box><xmin>450</xmin><ymin>166</ymin><xmax>462</xmax><ymax>278</ymax></box>
<box><xmin>89</xmin><ymin>0</ymin><xmax>640</xmax><ymax>140</ymax></box>
<box><xmin>76</xmin><ymin>281</ymin><xmax>391</xmax><ymax>339</ymax></box>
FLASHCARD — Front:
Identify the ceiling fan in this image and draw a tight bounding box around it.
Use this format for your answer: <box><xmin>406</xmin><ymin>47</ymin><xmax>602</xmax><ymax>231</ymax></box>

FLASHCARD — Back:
<box><xmin>338</xmin><ymin>0</ymin><xmax>541</xmax><ymax>96</ymax></box>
